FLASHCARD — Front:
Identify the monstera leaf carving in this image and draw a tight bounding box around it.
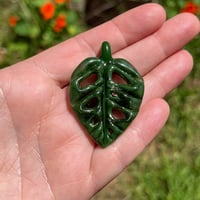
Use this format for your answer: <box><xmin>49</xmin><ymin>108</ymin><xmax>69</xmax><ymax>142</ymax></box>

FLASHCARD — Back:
<box><xmin>70</xmin><ymin>41</ymin><xmax>144</xmax><ymax>147</ymax></box>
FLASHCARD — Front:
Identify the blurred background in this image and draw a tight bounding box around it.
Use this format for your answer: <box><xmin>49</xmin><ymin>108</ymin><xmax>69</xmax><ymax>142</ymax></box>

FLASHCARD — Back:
<box><xmin>0</xmin><ymin>0</ymin><xmax>200</xmax><ymax>199</ymax></box>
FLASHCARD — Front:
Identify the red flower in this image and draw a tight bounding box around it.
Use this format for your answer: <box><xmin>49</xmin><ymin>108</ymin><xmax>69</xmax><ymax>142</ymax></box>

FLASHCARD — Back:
<box><xmin>8</xmin><ymin>16</ymin><xmax>18</xmax><ymax>27</ymax></box>
<box><xmin>181</xmin><ymin>2</ymin><xmax>199</xmax><ymax>14</ymax></box>
<box><xmin>40</xmin><ymin>2</ymin><xmax>55</xmax><ymax>20</ymax></box>
<box><xmin>53</xmin><ymin>15</ymin><xmax>67</xmax><ymax>32</ymax></box>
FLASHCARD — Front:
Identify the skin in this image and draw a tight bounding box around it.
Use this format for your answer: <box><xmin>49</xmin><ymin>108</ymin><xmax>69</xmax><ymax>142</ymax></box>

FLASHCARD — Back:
<box><xmin>0</xmin><ymin>3</ymin><xmax>199</xmax><ymax>200</ymax></box>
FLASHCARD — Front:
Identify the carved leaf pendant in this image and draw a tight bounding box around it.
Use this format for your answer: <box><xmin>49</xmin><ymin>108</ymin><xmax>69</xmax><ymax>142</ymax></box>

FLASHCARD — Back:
<box><xmin>69</xmin><ymin>41</ymin><xmax>144</xmax><ymax>147</ymax></box>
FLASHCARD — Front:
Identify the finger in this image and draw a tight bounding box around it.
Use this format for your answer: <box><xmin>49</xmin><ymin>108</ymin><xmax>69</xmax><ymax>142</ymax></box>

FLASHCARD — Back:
<box><xmin>74</xmin><ymin>3</ymin><xmax>166</xmax><ymax>54</ymax></box>
<box><xmin>114</xmin><ymin>13</ymin><xmax>200</xmax><ymax>75</ymax></box>
<box><xmin>30</xmin><ymin>3</ymin><xmax>166</xmax><ymax>86</ymax></box>
<box><xmin>143</xmin><ymin>50</ymin><xmax>193</xmax><ymax>103</ymax></box>
<box><xmin>91</xmin><ymin>98</ymin><xmax>169</xmax><ymax>190</ymax></box>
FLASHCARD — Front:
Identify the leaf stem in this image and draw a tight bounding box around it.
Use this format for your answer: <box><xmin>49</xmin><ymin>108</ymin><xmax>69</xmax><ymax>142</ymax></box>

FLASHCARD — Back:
<box><xmin>100</xmin><ymin>41</ymin><xmax>112</xmax><ymax>62</ymax></box>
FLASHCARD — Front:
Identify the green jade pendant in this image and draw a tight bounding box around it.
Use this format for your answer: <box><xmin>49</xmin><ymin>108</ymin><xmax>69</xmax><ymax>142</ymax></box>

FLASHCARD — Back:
<box><xmin>70</xmin><ymin>41</ymin><xmax>144</xmax><ymax>147</ymax></box>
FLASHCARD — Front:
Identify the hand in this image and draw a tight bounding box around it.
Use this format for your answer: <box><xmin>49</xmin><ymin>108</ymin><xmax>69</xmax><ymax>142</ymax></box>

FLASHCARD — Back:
<box><xmin>0</xmin><ymin>3</ymin><xmax>199</xmax><ymax>200</ymax></box>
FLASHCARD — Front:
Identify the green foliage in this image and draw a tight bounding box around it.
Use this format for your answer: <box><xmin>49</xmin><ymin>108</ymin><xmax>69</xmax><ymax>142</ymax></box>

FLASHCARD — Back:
<box><xmin>158</xmin><ymin>0</ymin><xmax>200</xmax><ymax>18</ymax></box>
<box><xmin>0</xmin><ymin>0</ymin><xmax>85</xmax><ymax>68</ymax></box>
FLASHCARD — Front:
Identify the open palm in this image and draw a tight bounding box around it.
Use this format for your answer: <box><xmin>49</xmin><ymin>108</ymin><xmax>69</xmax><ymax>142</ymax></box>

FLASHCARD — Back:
<box><xmin>0</xmin><ymin>4</ymin><xmax>199</xmax><ymax>200</ymax></box>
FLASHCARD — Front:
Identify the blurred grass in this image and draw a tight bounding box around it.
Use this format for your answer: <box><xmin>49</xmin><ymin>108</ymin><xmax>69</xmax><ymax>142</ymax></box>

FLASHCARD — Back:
<box><xmin>0</xmin><ymin>0</ymin><xmax>200</xmax><ymax>199</ymax></box>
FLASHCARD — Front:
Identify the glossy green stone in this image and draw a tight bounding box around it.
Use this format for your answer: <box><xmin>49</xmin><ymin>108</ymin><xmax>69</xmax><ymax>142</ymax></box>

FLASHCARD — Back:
<box><xmin>69</xmin><ymin>41</ymin><xmax>144</xmax><ymax>147</ymax></box>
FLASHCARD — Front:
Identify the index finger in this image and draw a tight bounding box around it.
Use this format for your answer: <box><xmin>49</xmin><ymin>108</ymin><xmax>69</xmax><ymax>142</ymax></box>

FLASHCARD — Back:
<box><xmin>29</xmin><ymin>3</ymin><xmax>166</xmax><ymax>86</ymax></box>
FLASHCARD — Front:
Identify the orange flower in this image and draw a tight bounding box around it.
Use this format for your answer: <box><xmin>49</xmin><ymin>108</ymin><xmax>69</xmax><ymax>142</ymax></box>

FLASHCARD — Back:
<box><xmin>40</xmin><ymin>2</ymin><xmax>55</xmax><ymax>20</ymax></box>
<box><xmin>56</xmin><ymin>15</ymin><xmax>67</xmax><ymax>28</ymax></box>
<box><xmin>53</xmin><ymin>15</ymin><xmax>67</xmax><ymax>32</ymax></box>
<box><xmin>181</xmin><ymin>2</ymin><xmax>199</xmax><ymax>14</ymax></box>
<box><xmin>55</xmin><ymin>0</ymin><xmax>67</xmax><ymax>4</ymax></box>
<box><xmin>8</xmin><ymin>16</ymin><xmax>18</xmax><ymax>27</ymax></box>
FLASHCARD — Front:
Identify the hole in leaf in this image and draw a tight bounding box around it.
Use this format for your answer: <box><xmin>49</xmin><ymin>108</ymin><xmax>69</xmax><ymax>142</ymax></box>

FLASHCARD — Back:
<box><xmin>109</xmin><ymin>128</ymin><xmax>114</xmax><ymax>134</ymax></box>
<box><xmin>80</xmin><ymin>73</ymin><xmax>98</xmax><ymax>88</ymax></box>
<box><xmin>112</xmin><ymin>73</ymin><xmax>127</xmax><ymax>84</ymax></box>
<box><xmin>91</xmin><ymin>116</ymin><xmax>99</xmax><ymax>125</ymax></box>
<box><xmin>87</xmin><ymin>97</ymin><xmax>98</xmax><ymax>108</ymax></box>
<box><xmin>112</xmin><ymin>108</ymin><xmax>126</xmax><ymax>120</ymax></box>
